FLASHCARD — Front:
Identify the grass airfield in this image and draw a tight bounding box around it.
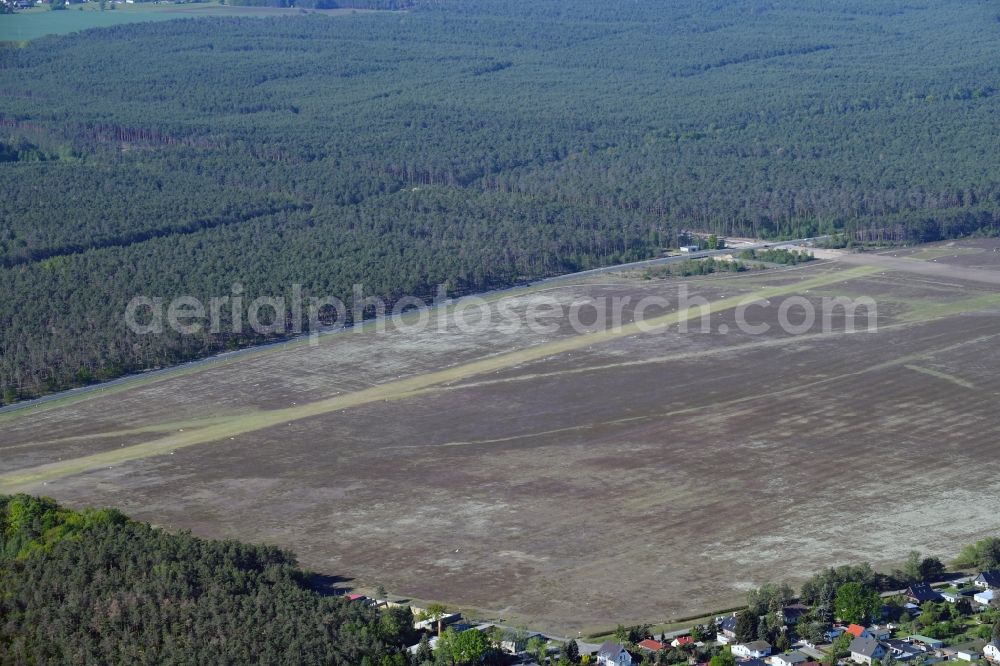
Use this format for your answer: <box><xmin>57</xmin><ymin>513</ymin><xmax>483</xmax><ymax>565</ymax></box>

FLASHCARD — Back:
<box><xmin>3</xmin><ymin>240</ymin><xmax>1000</xmax><ymax>632</ymax></box>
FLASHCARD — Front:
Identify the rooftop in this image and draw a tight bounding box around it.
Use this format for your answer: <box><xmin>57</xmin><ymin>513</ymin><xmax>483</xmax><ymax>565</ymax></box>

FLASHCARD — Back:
<box><xmin>850</xmin><ymin>637</ymin><xmax>883</xmax><ymax>658</ymax></box>
<box><xmin>976</xmin><ymin>570</ymin><xmax>1000</xmax><ymax>587</ymax></box>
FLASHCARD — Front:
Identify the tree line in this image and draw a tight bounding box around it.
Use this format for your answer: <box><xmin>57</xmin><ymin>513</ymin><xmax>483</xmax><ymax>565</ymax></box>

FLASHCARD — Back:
<box><xmin>2</xmin><ymin>0</ymin><xmax>1000</xmax><ymax>400</ymax></box>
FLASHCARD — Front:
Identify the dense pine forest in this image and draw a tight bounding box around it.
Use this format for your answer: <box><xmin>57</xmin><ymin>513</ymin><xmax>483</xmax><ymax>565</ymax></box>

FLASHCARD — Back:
<box><xmin>0</xmin><ymin>494</ymin><xmax>413</xmax><ymax>664</ymax></box>
<box><xmin>2</xmin><ymin>0</ymin><xmax>1000</xmax><ymax>399</ymax></box>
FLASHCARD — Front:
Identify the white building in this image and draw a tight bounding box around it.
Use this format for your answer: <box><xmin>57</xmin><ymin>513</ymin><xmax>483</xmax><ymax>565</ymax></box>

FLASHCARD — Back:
<box><xmin>596</xmin><ymin>641</ymin><xmax>633</xmax><ymax>666</ymax></box>
<box><xmin>732</xmin><ymin>642</ymin><xmax>772</xmax><ymax>659</ymax></box>
<box><xmin>956</xmin><ymin>647</ymin><xmax>980</xmax><ymax>661</ymax></box>
<box><xmin>974</xmin><ymin>570</ymin><xmax>1000</xmax><ymax>589</ymax></box>
<box><xmin>771</xmin><ymin>650</ymin><xmax>810</xmax><ymax>666</ymax></box>
<box><xmin>975</xmin><ymin>589</ymin><xmax>997</xmax><ymax>606</ymax></box>
<box><xmin>850</xmin><ymin>637</ymin><xmax>887</xmax><ymax>666</ymax></box>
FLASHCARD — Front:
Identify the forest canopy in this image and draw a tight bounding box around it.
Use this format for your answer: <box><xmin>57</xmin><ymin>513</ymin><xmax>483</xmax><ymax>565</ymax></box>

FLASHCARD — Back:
<box><xmin>0</xmin><ymin>494</ymin><xmax>413</xmax><ymax>664</ymax></box>
<box><xmin>1</xmin><ymin>0</ymin><xmax>1000</xmax><ymax>399</ymax></box>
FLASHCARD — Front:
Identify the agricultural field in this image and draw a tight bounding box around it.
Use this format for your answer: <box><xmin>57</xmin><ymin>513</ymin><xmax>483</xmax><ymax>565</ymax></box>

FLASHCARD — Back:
<box><xmin>3</xmin><ymin>241</ymin><xmax>1000</xmax><ymax>633</ymax></box>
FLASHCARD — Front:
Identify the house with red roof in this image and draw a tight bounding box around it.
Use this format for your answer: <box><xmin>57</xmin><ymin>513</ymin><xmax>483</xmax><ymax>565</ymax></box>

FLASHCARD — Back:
<box><xmin>638</xmin><ymin>639</ymin><xmax>666</xmax><ymax>652</ymax></box>
<box><xmin>846</xmin><ymin>624</ymin><xmax>872</xmax><ymax>639</ymax></box>
<box><xmin>672</xmin><ymin>635</ymin><xmax>694</xmax><ymax>648</ymax></box>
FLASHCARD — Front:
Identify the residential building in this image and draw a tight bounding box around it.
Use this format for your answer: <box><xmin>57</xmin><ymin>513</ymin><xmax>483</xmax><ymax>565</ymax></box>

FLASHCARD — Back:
<box><xmin>984</xmin><ymin>641</ymin><xmax>1000</xmax><ymax>663</ymax></box>
<box><xmin>906</xmin><ymin>583</ymin><xmax>943</xmax><ymax>604</ymax></box>
<box><xmin>850</xmin><ymin>637</ymin><xmax>887</xmax><ymax>665</ymax></box>
<box><xmin>975</xmin><ymin>570</ymin><xmax>1000</xmax><ymax>589</ymax></box>
<box><xmin>596</xmin><ymin>641</ymin><xmax>633</xmax><ymax>666</ymax></box>
<box><xmin>797</xmin><ymin>646</ymin><xmax>827</xmax><ymax>661</ymax></box>
<box><xmin>672</xmin><ymin>636</ymin><xmax>694</xmax><ymax>648</ymax></box>
<box><xmin>782</xmin><ymin>604</ymin><xmax>810</xmax><ymax>625</ymax></box>
<box><xmin>846</xmin><ymin>625</ymin><xmax>872</xmax><ymax>640</ymax></box>
<box><xmin>825</xmin><ymin>627</ymin><xmax>846</xmax><ymax>642</ymax></box>
<box><xmin>739</xmin><ymin>659</ymin><xmax>767</xmax><ymax>666</ymax></box>
<box><xmin>718</xmin><ymin>616</ymin><xmax>739</xmax><ymax>644</ymax></box>
<box><xmin>638</xmin><ymin>639</ymin><xmax>665</xmax><ymax>653</ymax></box>
<box><xmin>867</xmin><ymin>626</ymin><xmax>892</xmax><ymax>641</ymax></box>
<box><xmin>732</xmin><ymin>641</ymin><xmax>772</xmax><ymax>659</ymax></box>
<box><xmin>884</xmin><ymin>639</ymin><xmax>923</xmax><ymax>661</ymax></box>
<box><xmin>771</xmin><ymin>650</ymin><xmax>810</xmax><ymax>666</ymax></box>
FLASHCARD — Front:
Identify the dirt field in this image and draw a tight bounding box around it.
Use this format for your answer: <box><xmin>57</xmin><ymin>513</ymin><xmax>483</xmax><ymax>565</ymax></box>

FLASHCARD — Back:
<box><xmin>4</xmin><ymin>241</ymin><xmax>1000</xmax><ymax>633</ymax></box>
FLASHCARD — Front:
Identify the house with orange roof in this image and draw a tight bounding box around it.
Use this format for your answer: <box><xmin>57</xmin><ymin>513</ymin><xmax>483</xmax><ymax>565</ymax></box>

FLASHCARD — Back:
<box><xmin>638</xmin><ymin>639</ymin><xmax>665</xmax><ymax>653</ymax></box>
<box><xmin>846</xmin><ymin>625</ymin><xmax>872</xmax><ymax>639</ymax></box>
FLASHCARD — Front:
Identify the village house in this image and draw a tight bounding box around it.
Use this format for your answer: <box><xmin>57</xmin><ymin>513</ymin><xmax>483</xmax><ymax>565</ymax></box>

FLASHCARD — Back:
<box><xmin>846</xmin><ymin>625</ymin><xmax>873</xmax><ymax>640</ymax></box>
<box><xmin>781</xmin><ymin>604</ymin><xmax>810</xmax><ymax>626</ymax></box>
<box><xmin>984</xmin><ymin>641</ymin><xmax>1000</xmax><ymax>663</ymax></box>
<box><xmin>884</xmin><ymin>639</ymin><xmax>923</xmax><ymax>661</ymax></box>
<box><xmin>866</xmin><ymin>626</ymin><xmax>892</xmax><ymax>641</ymax></box>
<box><xmin>824</xmin><ymin>627</ymin><xmax>846</xmax><ymax>642</ymax></box>
<box><xmin>638</xmin><ymin>639</ymin><xmax>666</xmax><ymax>653</ymax></box>
<box><xmin>850</xmin><ymin>637</ymin><xmax>887</xmax><ymax>665</ymax></box>
<box><xmin>939</xmin><ymin>589</ymin><xmax>960</xmax><ymax>604</ymax></box>
<box><xmin>886</xmin><ymin>641</ymin><xmax>921</xmax><ymax>662</ymax></box>
<box><xmin>906</xmin><ymin>583</ymin><xmax>943</xmax><ymax>604</ymax></box>
<box><xmin>672</xmin><ymin>635</ymin><xmax>695</xmax><ymax>648</ymax></box>
<box><xmin>718</xmin><ymin>616</ymin><xmax>739</xmax><ymax>644</ymax></box>
<box><xmin>596</xmin><ymin>641</ymin><xmax>633</xmax><ymax>666</ymax></box>
<box><xmin>739</xmin><ymin>659</ymin><xmax>767</xmax><ymax>666</ymax></box>
<box><xmin>796</xmin><ymin>646</ymin><xmax>827</xmax><ymax>661</ymax></box>
<box><xmin>732</xmin><ymin>641</ymin><xmax>772</xmax><ymax>659</ymax></box>
<box><xmin>770</xmin><ymin>650</ymin><xmax>810</xmax><ymax>666</ymax></box>
<box><xmin>974</xmin><ymin>570</ymin><xmax>1000</xmax><ymax>589</ymax></box>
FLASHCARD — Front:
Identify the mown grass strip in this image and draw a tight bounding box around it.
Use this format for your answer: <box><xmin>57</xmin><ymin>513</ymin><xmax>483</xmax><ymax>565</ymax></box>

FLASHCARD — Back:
<box><xmin>0</xmin><ymin>266</ymin><xmax>879</xmax><ymax>492</ymax></box>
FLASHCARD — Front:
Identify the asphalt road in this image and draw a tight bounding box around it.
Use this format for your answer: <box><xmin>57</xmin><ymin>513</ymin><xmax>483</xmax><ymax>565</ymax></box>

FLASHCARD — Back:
<box><xmin>0</xmin><ymin>237</ymin><xmax>820</xmax><ymax>416</ymax></box>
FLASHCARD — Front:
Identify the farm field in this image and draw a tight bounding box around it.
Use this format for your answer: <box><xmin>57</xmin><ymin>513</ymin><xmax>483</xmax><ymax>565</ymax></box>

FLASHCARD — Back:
<box><xmin>0</xmin><ymin>3</ymin><xmax>369</xmax><ymax>42</ymax></box>
<box><xmin>3</xmin><ymin>241</ymin><xmax>1000</xmax><ymax>633</ymax></box>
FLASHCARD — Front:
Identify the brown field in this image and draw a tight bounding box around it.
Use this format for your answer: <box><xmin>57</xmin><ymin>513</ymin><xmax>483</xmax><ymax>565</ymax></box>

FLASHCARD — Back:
<box><xmin>4</xmin><ymin>240</ymin><xmax>1000</xmax><ymax>633</ymax></box>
